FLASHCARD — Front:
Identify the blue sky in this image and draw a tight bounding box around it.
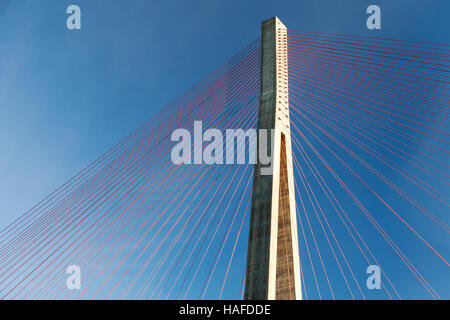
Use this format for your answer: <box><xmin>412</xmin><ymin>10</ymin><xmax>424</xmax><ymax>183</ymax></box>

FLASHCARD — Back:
<box><xmin>0</xmin><ymin>0</ymin><xmax>449</xmax><ymax>299</ymax></box>
<box><xmin>1</xmin><ymin>0</ymin><xmax>448</xmax><ymax>228</ymax></box>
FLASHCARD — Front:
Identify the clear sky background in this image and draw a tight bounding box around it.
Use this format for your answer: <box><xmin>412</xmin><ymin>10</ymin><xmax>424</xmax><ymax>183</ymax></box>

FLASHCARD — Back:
<box><xmin>0</xmin><ymin>0</ymin><xmax>448</xmax><ymax>299</ymax></box>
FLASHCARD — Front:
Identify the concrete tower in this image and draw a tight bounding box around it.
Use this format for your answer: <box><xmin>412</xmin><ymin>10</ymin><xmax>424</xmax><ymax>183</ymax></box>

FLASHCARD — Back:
<box><xmin>244</xmin><ymin>17</ymin><xmax>302</xmax><ymax>300</ymax></box>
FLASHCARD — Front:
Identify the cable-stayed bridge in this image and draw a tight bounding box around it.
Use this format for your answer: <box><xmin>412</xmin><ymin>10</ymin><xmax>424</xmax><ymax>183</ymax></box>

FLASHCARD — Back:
<box><xmin>0</xmin><ymin>17</ymin><xmax>448</xmax><ymax>300</ymax></box>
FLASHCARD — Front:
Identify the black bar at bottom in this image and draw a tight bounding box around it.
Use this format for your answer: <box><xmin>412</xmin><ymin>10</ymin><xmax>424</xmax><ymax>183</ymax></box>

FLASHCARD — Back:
<box><xmin>0</xmin><ymin>300</ymin><xmax>446</xmax><ymax>319</ymax></box>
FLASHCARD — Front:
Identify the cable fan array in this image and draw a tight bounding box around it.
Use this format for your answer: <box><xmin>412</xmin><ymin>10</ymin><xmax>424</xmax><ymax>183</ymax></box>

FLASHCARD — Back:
<box><xmin>0</xmin><ymin>28</ymin><xmax>448</xmax><ymax>300</ymax></box>
<box><xmin>287</xmin><ymin>29</ymin><xmax>449</xmax><ymax>300</ymax></box>
<box><xmin>0</xmin><ymin>39</ymin><xmax>260</xmax><ymax>300</ymax></box>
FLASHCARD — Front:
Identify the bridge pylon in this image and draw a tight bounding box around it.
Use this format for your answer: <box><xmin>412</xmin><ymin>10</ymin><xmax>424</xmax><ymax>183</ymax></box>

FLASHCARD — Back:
<box><xmin>244</xmin><ymin>17</ymin><xmax>302</xmax><ymax>300</ymax></box>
